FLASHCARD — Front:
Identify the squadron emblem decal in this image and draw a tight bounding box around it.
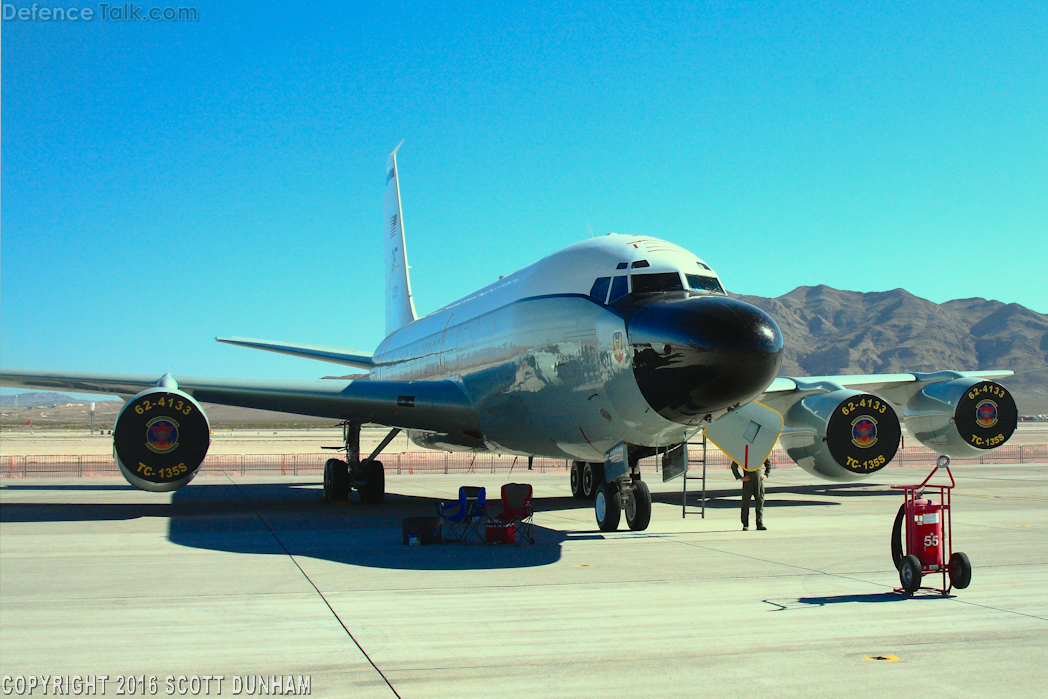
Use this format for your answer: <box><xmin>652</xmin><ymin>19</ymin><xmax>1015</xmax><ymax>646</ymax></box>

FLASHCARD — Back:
<box><xmin>613</xmin><ymin>331</ymin><xmax>625</xmax><ymax>364</ymax></box>
<box><xmin>975</xmin><ymin>399</ymin><xmax>999</xmax><ymax>428</ymax></box>
<box><xmin>851</xmin><ymin>416</ymin><xmax>878</xmax><ymax>448</ymax></box>
<box><xmin>145</xmin><ymin>416</ymin><xmax>180</xmax><ymax>454</ymax></box>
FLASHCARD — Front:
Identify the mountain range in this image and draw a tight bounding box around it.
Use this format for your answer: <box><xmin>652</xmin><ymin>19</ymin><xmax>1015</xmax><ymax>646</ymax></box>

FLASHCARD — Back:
<box><xmin>733</xmin><ymin>286</ymin><xmax>1048</xmax><ymax>414</ymax></box>
<box><xmin>0</xmin><ymin>391</ymin><xmax>116</xmax><ymax>408</ymax></box>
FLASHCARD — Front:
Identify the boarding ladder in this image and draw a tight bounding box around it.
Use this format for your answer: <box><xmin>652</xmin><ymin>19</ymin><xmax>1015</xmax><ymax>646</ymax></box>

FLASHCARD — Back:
<box><xmin>682</xmin><ymin>434</ymin><xmax>708</xmax><ymax>519</ymax></box>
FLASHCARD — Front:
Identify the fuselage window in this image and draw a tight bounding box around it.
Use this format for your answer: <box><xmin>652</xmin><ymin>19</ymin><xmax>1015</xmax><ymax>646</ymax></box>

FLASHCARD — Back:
<box><xmin>608</xmin><ymin>275</ymin><xmax>629</xmax><ymax>303</ymax></box>
<box><xmin>616</xmin><ymin>262</ymin><xmax>629</xmax><ymax>270</ymax></box>
<box><xmin>686</xmin><ymin>274</ymin><xmax>725</xmax><ymax>295</ymax></box>
<box><xmin>631</xmin><ymin>272</ymin><xmax>684</xmax><ymax>294</ymax></box>
<box><xmin>589</xmin><ymin>276</ymin><xmax>612</xmax><ymax>303</ymax></box>
<box><xmin>631</xmin><ymin>259</ymin><xmax>650</xmax><ymax>269</ymax></box>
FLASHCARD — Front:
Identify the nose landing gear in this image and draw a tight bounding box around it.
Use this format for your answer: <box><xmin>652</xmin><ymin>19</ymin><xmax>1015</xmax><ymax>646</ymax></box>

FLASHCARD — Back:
<box><xmin>593</xmin><ymin>449</ymin><xmax>653</xmax><ymax>532</ymax></box>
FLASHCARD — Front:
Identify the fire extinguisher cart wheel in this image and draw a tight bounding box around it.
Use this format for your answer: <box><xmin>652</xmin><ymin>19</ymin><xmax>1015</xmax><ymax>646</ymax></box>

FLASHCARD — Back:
<box><xmin>949</xmin><ymin>551</ymin><xmax>972</xmax><ymax>589</ymax></box>
<box><xmin>891</xmin><ymin>455</ymin><xmax>969</xmax><ymax>596</ymax></box>
<box><xmin>899</xmin><ymin>555</ymin><xmax>923</xmax><ymax>594</ymax></box>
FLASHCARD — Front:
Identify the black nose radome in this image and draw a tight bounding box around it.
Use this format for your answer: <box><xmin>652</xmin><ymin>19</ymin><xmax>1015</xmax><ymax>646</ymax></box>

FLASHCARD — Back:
<box><xmin>628</xmin><ymin>296</ymin><xmax>784</xmax><ymax>424</ymax></box>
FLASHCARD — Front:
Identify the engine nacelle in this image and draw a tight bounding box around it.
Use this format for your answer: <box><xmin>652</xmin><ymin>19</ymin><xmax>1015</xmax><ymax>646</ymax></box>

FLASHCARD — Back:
<box><xmin>780</xmin><ymin>390</ymin><xmax>901</xmax><ymax>482</ymax></box>
<box><xmin>904</xmin><ymin>378</ymin><xmax>1017</xmax><ymax>457</ymax></box>
<box><xmin>113</xmin><ymin>387</ymin><xmax>211</xmax><ymax>492</ymax></box>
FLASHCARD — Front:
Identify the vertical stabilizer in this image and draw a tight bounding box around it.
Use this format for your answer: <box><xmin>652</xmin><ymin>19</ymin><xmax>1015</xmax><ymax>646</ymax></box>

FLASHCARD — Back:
<box><xmin>383</xmin><ymin>142</ymin><xmax>418</xmax><ymax>335</ymax></box>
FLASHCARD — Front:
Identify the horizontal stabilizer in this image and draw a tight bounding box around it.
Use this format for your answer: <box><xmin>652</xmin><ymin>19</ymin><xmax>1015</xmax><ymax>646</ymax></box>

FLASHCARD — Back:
<box><xmin>216</xmin><ymin>336</ymin><xmax>374</xmax><ymax>369</ymax></box>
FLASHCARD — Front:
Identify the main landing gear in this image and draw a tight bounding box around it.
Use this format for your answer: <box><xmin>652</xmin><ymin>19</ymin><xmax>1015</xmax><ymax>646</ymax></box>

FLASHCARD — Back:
<box><xmin>575</xmin><ymin>459</ymin><xmax>652</xmax><ymax>532</ymax></box>
<box><xmin>570</xmin><ymin>461</ymin><xmax>605</xmax><ymax>500</ymax></box>
<box><xmin>323</xmin><ymin>422</ymin><xmax>399</xmax><ymax>504</ymax></box>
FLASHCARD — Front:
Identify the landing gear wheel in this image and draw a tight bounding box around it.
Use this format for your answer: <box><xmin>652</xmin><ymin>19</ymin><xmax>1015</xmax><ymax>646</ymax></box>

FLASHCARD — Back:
<box><xmin>949</xmin><ymin>552</ymin><xmax>972</xmax><ymax>590</ymax></box>
<box><xmin>625</xmin><ymin>479</ymin><xmax>652</xmax><ymax>531</ymax></box>
<box><xmin>595</xmin><ymin>481</ymin><xmax>621</xmax><ymax>532</ymax></box>
<box><xmin>899</xmin><ymin>554</ymin><xmax>922</xmax><ymax>594</ymax></box>
<box><xmin>360</xmin><ymin>460</ymin><xmax>385</xmax><ymax>504</ymax></box>
<box><xmin>324</xmin><ymin>458</ymin><xmax>350</xmax><ymax>501</ymax></box>
<box><xmin>570</xmin><ymin>462</ymin><xmax>584</xmax><ymax>499</ymax></box>
<box><xmin>582</xmin><ymin>462</ymin><xmax>604</xmax><ymax>500</ymax></box>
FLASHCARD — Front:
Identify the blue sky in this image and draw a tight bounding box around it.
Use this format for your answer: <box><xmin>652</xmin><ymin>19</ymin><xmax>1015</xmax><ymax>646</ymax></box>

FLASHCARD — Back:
<box><xmin>2</xmin><ymin>1</ymin><xmax>1046</xmax><ymax>396</ymax></box>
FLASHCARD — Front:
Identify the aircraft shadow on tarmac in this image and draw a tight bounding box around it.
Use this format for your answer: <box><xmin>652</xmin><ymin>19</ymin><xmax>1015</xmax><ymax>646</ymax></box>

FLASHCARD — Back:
<box><xmin>651</xmin><ymin>481</ymin><xmax>899</xmax><ymax>511</ymax></box>
<box><xmin>1</xmin><ymin>479</ymin><xmax>899</xmax><ymax>572</ymax></box>
<box><xmin>764</xmin><ymin>591</ymin><xmax>948</xmax><ymax>610</ymax></box>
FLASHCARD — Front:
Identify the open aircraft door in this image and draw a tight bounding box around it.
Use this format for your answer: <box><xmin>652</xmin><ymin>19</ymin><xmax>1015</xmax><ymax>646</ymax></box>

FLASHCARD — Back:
<box><xmin>703</xmin><ymin>401</ymin><xmax>783</xmax><ymax>470</ymax></box>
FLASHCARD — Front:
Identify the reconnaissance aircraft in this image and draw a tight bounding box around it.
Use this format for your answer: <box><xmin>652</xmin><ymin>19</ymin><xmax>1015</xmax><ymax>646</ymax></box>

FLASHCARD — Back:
<box><xmin>1</xmin><ymin>145</ymin><xmax>1019</xmax><ymax>532</ymax></box>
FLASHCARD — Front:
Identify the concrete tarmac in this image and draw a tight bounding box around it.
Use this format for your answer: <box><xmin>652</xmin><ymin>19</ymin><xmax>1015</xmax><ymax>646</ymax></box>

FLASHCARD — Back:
<box><xmin>1</xmin><ymin>464</ymin><xmax>1046</xmax><ymax>698</ymax></box>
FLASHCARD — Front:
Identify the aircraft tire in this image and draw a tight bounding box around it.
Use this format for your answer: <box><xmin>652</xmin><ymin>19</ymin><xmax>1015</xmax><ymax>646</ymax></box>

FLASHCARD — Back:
<box><xmin>595</xmin><ymin>481</ymin><xmax>621</xmax><ymax>532</ymax></box>
<box><xmin>582</xmin><ymin>462</ymin><xmax>604</xmax><ymax>500</ymax></box>
<box><xmin>570</xmin><ymin>462</ymin><xmax>584</xmax><ymax>498</ymax></box>
<box><xmin>899</xmin><ymin>554</ymin><xmax>922</xmax><ymax>594</ymax></box>
<box><xmin>361</xmin><ymin>460</ymin><xmax>385</xmax><ymax>504</ymax></box>
<box><xmin>949</xmin><ymin>552</ymin><xmax>972</xmax><ymax>590</ymax></box>
<box><xmin>324</xmin><ymin>459</ymin><xmax>350</xmax><ymax>501</ymax></box>
<box><xmin>625</xmin><ymin>479</ymin><xmax>652</xmax><ymax>531</ymax></box>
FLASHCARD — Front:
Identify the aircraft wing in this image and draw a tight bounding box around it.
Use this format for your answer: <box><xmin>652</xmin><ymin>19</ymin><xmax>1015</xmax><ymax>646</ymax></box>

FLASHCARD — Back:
<box><xmin>0</xmin><ymin>370</ymin><xmax>478</xmax><ymax>434</ymax></box>
<box><xmin>758</xmin><ymin>370</ymin><xmax>1014</xmax><ymax>411</ymax></box>
<box><xmin>762</xmin><ymin>370</ymin><xmax>1013</xmax><ymax>395</ymax></box>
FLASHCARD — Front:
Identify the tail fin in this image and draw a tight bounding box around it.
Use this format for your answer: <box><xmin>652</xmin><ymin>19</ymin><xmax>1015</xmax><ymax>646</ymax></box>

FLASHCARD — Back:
<box><xmin>383</xmin><ymin>142</ymin><xmax>418</xmax><ymax>336</ymax></box>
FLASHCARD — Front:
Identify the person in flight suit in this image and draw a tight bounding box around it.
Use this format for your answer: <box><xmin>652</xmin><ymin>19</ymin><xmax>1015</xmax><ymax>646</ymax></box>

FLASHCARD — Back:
<box><xmin>731</xmin><ymin>458</ymin><xmax>772</xmax><ymax>530</ymax></box>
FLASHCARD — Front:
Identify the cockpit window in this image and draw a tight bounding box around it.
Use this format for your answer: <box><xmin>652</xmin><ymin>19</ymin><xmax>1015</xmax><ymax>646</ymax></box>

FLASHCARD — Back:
<box><xmin>696</xmin><ymin>261</ymin><xmax>711</xmax><ymax>271</ymax></box>
<box><xmin>616</xmin><ymin>262</ymin><xmax>629</xmax><ymax>270</ymax></box>
<box><xmin>631</xmin><ymin>259</ymin><xmax>650</xmax><ymax>268</ymax></box>
<box><xmin>631</xmin><ymin>272</ymin><xmax>684</xmax><ymax>294</ymax></box>
<box><xmin>589</xmin><ymin>277</ymin><xmax>611</xmax><ymax>303</ymax></box>
<box><xmin>608</xmin><ymin>275</ymin><xmax>629</xmax><ymax>303</ymax></box>
<box><xmin>686</xmin><ymin>274</ymin><xmax>725</xmax><ymax>295</ymax></box>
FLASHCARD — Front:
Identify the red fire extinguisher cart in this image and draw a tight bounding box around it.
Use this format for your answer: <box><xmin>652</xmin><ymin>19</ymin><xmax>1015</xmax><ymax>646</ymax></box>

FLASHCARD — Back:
<box><xmin>891</xmin><ymin>455</ymin><xmax>972</xmax><ymax>595</ymax></box>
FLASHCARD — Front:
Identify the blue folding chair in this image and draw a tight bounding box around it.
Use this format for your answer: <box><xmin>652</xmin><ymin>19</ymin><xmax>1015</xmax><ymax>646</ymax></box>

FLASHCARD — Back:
<box><xmin>437</xmin><ymin>486</ymin><xmax>487</xmax><ymax>543</ymax></box>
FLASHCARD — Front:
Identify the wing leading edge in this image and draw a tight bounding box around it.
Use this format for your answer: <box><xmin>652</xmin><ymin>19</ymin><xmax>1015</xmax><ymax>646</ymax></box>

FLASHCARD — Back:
<box><xmin>215</xmin><ymin>336</ymin><xmax>374</xmax><ymax>369</ymax></box>
<box><xmin>0</xmin><ymin>370</ymin><xmax>478</xmax><ymax>435</ymax></box>
<box><xmin>760</xmin><ymin>370</ymin><xmax>1013</xmax><ymax>403</ymax></box>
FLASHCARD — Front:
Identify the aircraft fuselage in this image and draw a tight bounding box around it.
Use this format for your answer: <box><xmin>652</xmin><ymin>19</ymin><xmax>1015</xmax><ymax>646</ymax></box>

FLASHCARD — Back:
<box><xmin>370</xmin><ymin>234</ymin><xmax>784</xmax><ymax>461</ymax></box>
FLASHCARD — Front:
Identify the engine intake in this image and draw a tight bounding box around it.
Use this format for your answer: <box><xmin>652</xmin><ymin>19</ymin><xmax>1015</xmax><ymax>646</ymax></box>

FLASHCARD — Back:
<box><xmin>113</xmin><ymin>387</ymin><xmax>210</xmax><ymax>492</ymax></box>
<box><xmin>780</xmin><ymin>390</ymin><xmax>901</xmax><ymax>481</ymax></box>
<box><xmin>904</xmin><ymin>379</ymin><xmax>1017</xmax><ymax>457</ymax></box>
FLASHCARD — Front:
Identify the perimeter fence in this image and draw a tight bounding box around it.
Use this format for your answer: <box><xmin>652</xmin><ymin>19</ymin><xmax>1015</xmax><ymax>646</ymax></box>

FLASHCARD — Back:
<box><xmin>3</xmin><ymin>444</ymin><xmax>1046</xmax><ymax>479</ymax></box>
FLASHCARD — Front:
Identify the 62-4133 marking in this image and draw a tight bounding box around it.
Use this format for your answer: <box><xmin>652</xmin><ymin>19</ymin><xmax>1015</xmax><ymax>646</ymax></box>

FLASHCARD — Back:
<box><xmin>841</xmin><ymin>397</ymin><xmax>888</xmax><ymax>416</ymax></box>
<box><xmin>135</xmin><ymin>396</ymin><xmax>192</xmax><ymax>416</ymax></box>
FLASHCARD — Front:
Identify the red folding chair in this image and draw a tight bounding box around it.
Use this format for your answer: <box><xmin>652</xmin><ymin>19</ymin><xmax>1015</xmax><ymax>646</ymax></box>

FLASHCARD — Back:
<box><xmin>490</xmin><ymin>483</ymin><xmax>534</xmax><ymax>545</ymax></box>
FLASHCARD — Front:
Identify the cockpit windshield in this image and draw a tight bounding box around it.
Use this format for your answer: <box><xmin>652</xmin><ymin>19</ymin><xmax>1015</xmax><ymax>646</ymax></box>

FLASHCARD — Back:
<box><xmin>631</xmin><ymin>272</ymin><xmax>685</xmax><ymax>294</ymax></box>
<box><xmin>686</xmin><ymin>274</ymin><xmax>725</xmax><ymax>295</ymax></box>
<box><xmin>592</xmin><ymin>270</ymin><xmax>724</xmax><ymax>305</ymax></box>
<box><xmin>608</xmin><ymin>275</ymin><xmax>629</xmax><ymax>302</ymax></box>
<box><xmin>589</xmin><ymin>276</ymin><xmax>611</xmax><ymax>302</ymax></box>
